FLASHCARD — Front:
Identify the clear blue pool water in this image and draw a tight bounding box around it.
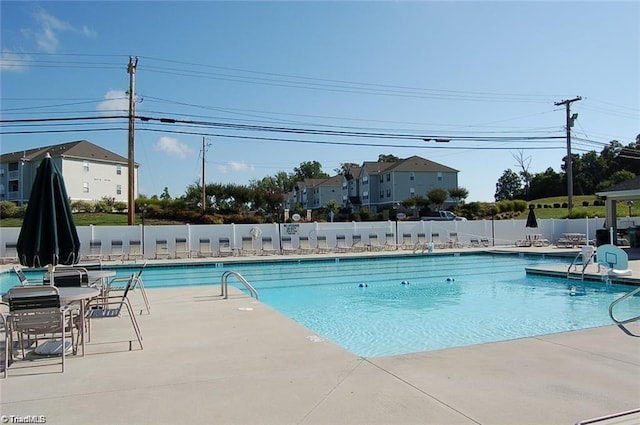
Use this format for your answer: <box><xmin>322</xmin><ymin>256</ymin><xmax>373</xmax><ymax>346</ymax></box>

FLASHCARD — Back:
<box><xmin>3</xmin><ymin>253</ymin><xmax>638</xmax><ymax>357</ymax></box>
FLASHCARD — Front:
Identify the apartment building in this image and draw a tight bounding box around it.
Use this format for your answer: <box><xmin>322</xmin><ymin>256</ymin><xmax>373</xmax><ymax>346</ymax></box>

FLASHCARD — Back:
<box><xmin>0</xmin><ymin>140</ymin><xmax>138</xmax><ymax>205</ymax></box>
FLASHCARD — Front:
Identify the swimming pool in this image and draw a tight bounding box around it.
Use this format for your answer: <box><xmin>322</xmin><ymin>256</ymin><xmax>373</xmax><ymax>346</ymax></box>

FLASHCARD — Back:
<box><xmin>3</xmin><ymin>253</ymin><xmax>638</xmax><ymax>357</ymax></box>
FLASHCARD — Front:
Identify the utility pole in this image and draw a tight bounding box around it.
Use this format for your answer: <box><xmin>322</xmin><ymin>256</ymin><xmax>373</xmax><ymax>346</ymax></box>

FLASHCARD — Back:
<box><xmin>127</xmin><ymin>56</ymin><xmax>139</xmax><ymax>225</ymax></box>
<box><xmin>554</xmin><ymin>96</ymin><xmax>581</xmax><ymax>213</ymax></box>
<box><xmin>202</xmin><ymin>137</ymin><xmax>206</xmax><ymax>212</ymax></box>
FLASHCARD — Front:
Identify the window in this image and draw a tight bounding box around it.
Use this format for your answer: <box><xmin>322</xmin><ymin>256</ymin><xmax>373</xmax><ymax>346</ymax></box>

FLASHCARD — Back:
<box><xmin>379</xmin><ymin>175</ymin><xmax>383</xmax><ymax>183</ymax></box>
<box><xmin>362</xmin><ymin>175</ymin><xmax>368</xmax><ymax>183</ymax></box>
<box><xmin>8</xmin><ymin>162</ymin><xmax>19</xmax><ymax>172</ymax></box>
<box><xmin>116</xmin><ymin>165</ymin><xmax>122</xmax><ymax>175</ymax></box>
<box><xmin>410</xmin><ymin>188</ymin><xmax>415</xmax><ymax>196</ymax></box>
<box><xmin>386</xmin><ymin>189</ymin><xmax>391</xmax><ymax>197</ymax></box>
<box><xmin>410</xmin><ymin>172</ymin><xmax>415</xmax><ymax>181</ymax></box>
<box><xmin>342</xmin><ymin>182</ymin><xmax>347</xmax><ymax>189</ymax></box>
<box><xmin>9</xmin><ymin>181</ymin><xmax>18</xmax><ymax>192</ymax></box>
<box><xmin>83</xmin><ymin>161</ymin><xmax>89</xmax><ymax>172</ymax></box>
<box><xmin>386</xmin><ymin>174</ymin><xmax>390</xmax><ymax>182</ymax></box>
<box><xmin>83</xmin><ymin>182</ymin><xmax>89</xmax><ymax>193</ymax></box>
<box><xmin>362</xmin><ymin>191</ymin><xmax>369</xmax><ymax>200</ymax></box>
<box><xmin>380</xmin><ymin>191</ymin><xmax>384</xmax><ymax>198</ymax></box>
<box><xmin>437</xmin><ymin>172</ymin><xmax>443</xmax><ymax>182</ymax></box>
<box><xmin>116</xmin><ymin>184</ymin><xmax>122</xmax><ymax>195</ymax></box>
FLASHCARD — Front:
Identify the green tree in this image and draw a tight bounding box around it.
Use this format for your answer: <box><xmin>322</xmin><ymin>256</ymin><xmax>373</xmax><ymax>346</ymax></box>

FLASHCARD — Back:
<box><xmin>426</xmin><ymin>188</ymin><xmax>448</xmax><ymax>210</ymax></box>
<box><xmin>528</xmin><ymin>167</ymin><xmax>563</xmax><ymax>199</ymax></box>
<box><xmin>495</xmin><ymin>169</ymin><xmax>522</xmax><ymax>201</ymax></box>
<box><xmin>293</xmin><ymin>161</ymin><xmax>329</xmax><ymax>180</ymax></box>
<box><xmin>378</xmin><ymin>154</ymin><xmax>400</xmax><ymax>163</ymax></box>
<box><xmin>448</xmin><ymin>187</ymin><xmax>469</xmax><ymax>204</ymax></box>
<box><xmin>334</xmin><ymin>162</ymin><xmax>359</xmax><ymax>175</ymax></box>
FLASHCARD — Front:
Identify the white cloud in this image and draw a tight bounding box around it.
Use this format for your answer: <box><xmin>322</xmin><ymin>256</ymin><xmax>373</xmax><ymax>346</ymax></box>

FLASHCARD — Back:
<box><xmin>0</xmin><ymin>50</ymin><xmax>31</xmax><ymax>72</ymax></box>
<box><xmin>217</xmin><ymin>161</ymin><xmax>255</xmax><ymax>174</ymax></box>
<box><xmin>33</xmin><ymin>8</ymin><xmax>96</xmax><ymax>53</ymax></box>
<box><xmin>96</xmin><ymin>90</ymin><xmax>129</xmax><ymax>114</ymax></box>
<box><xmin>154</xmin><ymin>137</ymin><xmax>193</xmax><ymax>159</ymax></box>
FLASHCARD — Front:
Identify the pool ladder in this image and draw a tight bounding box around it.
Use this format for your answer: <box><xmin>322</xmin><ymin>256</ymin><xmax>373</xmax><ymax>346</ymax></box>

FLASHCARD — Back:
<box><xmin>609</xmin><ymin>285</ymin><xmax>640</xmax><ymax>337</ymax></box>
<box><xmin>220</xmin><ymin>271</ymin><xmax>259</xmax><ymax>300</ymax></box>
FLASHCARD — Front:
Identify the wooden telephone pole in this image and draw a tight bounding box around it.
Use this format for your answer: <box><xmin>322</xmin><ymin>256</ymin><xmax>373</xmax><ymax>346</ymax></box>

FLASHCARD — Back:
<box><xmin>554</xmin><ymin>96</ymin><xmax>581</xmax><ymax>213</ymax></box>
<box><xmin>127</xmin><ymin>56</ymin><xmax>139</xmax><ymax>225</ymax></box>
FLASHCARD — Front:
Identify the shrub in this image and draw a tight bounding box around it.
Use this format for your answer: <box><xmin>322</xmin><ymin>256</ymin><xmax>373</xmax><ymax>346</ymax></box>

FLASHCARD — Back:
<box><xmin>71</xmin><ymin>200</ymin><xmax>93</xmax><ymax>213</ymax></box>
<box><xmin>582</xmin><ymin>201</ymin><xmax>590</xmax><ymax>207</ymax></box>
<box><xmin>93</xmin><ymin>200</ymin><xmax>112</xmax><ymax>213</ymax></box>
<box><xmin>553</xmin><ymin>203</ymin><xmax>561</xmax><ymax>208</ymax></box>
<box><xmin>113</xmin><ymin>201</ymin><xmax>127</xmax><ymax>212</ymax></box>
<box><xmin>513</xmin><ymin>199</ymin><xmax>528</xmax><ymax>212</ymax></box>
<box><xmin>562</xmin><ymin>202</ymin><xmax>568</xmax><ymax>208</ymax></box>
<box><xmin>0</xmin><ymin>201</ymin><xmax>18</xmax><ymax>218</ymax></box>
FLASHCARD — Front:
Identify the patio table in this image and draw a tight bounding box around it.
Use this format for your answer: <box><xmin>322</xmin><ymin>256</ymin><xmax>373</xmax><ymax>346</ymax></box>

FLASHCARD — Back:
<box><xmin>3</xmin><ymin>286</ymin><xmax>100</xmax><ymax>356</ymax></box>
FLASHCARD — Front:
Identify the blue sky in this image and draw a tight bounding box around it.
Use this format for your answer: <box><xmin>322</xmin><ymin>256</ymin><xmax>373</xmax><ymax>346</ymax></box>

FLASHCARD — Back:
<box><xmin>1</xmin><ymin>1</ymin><xmax>638</xmax><ymax>202</ymax></box>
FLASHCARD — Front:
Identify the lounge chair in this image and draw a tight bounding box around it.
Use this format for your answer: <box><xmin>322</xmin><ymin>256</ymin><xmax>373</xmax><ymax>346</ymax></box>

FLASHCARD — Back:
<box><xmin>240</xmin><ymin>236</ymin><xmax>259</xmax><ymax>256</ymax></box>
<box><xmin>469</xmin><ymin>237</ymin><xmax>481</xmax><ymax>247</ymax></box>
<box><xmin>108</xmin><ymin>240</ymin><xmax>124</xmax><ymax>261</ymax></box>
<box><xmin>1</xmin><ymin>242</ymin><xmax>18</xmax><ymax>264</ymax></box>
<box><xmin>85</xmin><ymin>240</ymin><xmax>103</xmax><ymax>261</ymax></box>
<box><xmin>174</xmin><ymin>238</ymin><xmax>190</xmax><ymax>259</ymax></box>
<box><xmin>261</xmin><ymin>236</ymin><xmax>278</xmax><ymax>255</ymax></box>
<box><xmin>400</xmin><ymin>233</ymin><xmax>414</xmax><ymax>250</ymax></box>
<box><xmin>447</xmin><ymin>232</ymin><xmax>463</xmax><ymax>248</ymax></box>
<box><xmin>351</xmin><ymin>235</ymin><xmax>367</xmax><ymax>252</ymax></box>
<box><xmin>384</xmin><ymin>232</ymin><xmax>398</xmax><ymax>250</ymax></box>
<box><xmin>298</xmin><ymin>236</ymin><xmax>315</xmax><ymax>254</ymax></box>
<box><xmin>480</xmin><ymin>238</ymin><xmax>491</xmax><ymax>247</ymax></box>
<box><xmin>431</xmin><ymin>233</ymin><xmax>446</xmax><ymax>249</ymax></box>
<box><xmin>335</xmin><ymin>235</ymin><xmax>352</xmax><ymax>253</ymax></box>
<box><xmin>217</xmin><ymin>237</ymin><xmax>234</xmax><ymax>257</ymax></box>
<box><xmin>6</xmin><ymin>285</ymin><xmax>75</xmax><ymax>373</ymax></box>
<box><xmin>281</xmin><ymin>236</ymin><xmax>298</xmax><ymax>254</ymax></box>
<box><xmin>417</xmin><ymin>233</ymin><xmax>427</xmax><ymax>248</ymax></box>
<box><xmin>316</xmin><ymin>235</ymin><xmax>333</xmax><ymax>253</ymax></box>
<box><xmin>197</xmin><ymin>238</ymin><xmax>214</xmax><ymax>257</ymax></box>
<box><xmin>127</xmin><ymin>240</ymin><xmax>144</xmax><ymax>262</ymax></box>
<box><xmin>154</xmin><ymin>240</ymin><xmax>170</xmax><ymax>259</ymax></box>
<box><xmin>12</xmin><ymin>265</ymin><xmax>30</xmax><ymax>286</ymax></box>
<box><xmin>368</xmin><ymin>234</ymin><xmax>384</xmax><ymax>251</ymax></box>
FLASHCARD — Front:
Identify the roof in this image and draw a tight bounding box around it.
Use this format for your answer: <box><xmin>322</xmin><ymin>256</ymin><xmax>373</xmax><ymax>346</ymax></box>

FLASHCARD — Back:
<box><xmin>596</xmin><ymin>176</ymin><xmax>640</xmax><ymax>200</ymax></box>
<box><xmin>389</xmin><ymin>155</ymin><xmax>459</xmax><ymax>173</ymax></box>
<box><xmin>1</xmin><ymin>140</ymin><xmax>130</xmax><ymax>164</ymax></box>
<box><xmin>360</xmin><ymin>155</ymin><xmax>458</xmax><ymax>175</ymax></box>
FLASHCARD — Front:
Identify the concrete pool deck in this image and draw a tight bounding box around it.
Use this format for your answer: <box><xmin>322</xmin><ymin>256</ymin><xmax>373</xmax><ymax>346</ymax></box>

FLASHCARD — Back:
<box><xmin>1</xmin><ymin>247</ymin><xmax>639</xmax><ymax>425</ymax></box>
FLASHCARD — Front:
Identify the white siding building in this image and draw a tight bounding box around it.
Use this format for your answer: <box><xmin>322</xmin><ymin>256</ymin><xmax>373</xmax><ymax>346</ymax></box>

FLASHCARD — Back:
<box><xmin>0</xmin><ymin>140</ymin><xmax>138</xmax><ymax>205</ymax></box>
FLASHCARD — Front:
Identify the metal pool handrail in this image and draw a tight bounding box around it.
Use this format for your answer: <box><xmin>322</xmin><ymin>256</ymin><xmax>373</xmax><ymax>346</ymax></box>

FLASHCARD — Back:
<box><xmin>608</xmin><ymin>285</ymin><xmax>640</xmax><ymax>337</ymax></box>
<box><xmin>220</xmin><ymin>271</ymin><xmax>259</xmax><ymax>300</ymax></box>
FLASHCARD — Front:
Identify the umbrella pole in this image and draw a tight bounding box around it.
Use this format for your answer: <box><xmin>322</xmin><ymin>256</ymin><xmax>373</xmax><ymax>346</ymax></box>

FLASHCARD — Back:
<box><xmin>48</xmin><ymin>264</ymin><xmax>55</xmax><ymax>286</ymax></box>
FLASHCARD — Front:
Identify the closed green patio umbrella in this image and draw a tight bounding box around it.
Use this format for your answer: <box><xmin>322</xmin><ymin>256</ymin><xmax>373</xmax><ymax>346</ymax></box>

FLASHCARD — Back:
<box><xmin>526</xmin><ymin>205</ymin><xmax>538</xmax><ymax>229</ymax></box>
<box><xmin>16</xmin><ymin>153</ymin><xmax>80</xmax><ymax>273</ymax></box>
